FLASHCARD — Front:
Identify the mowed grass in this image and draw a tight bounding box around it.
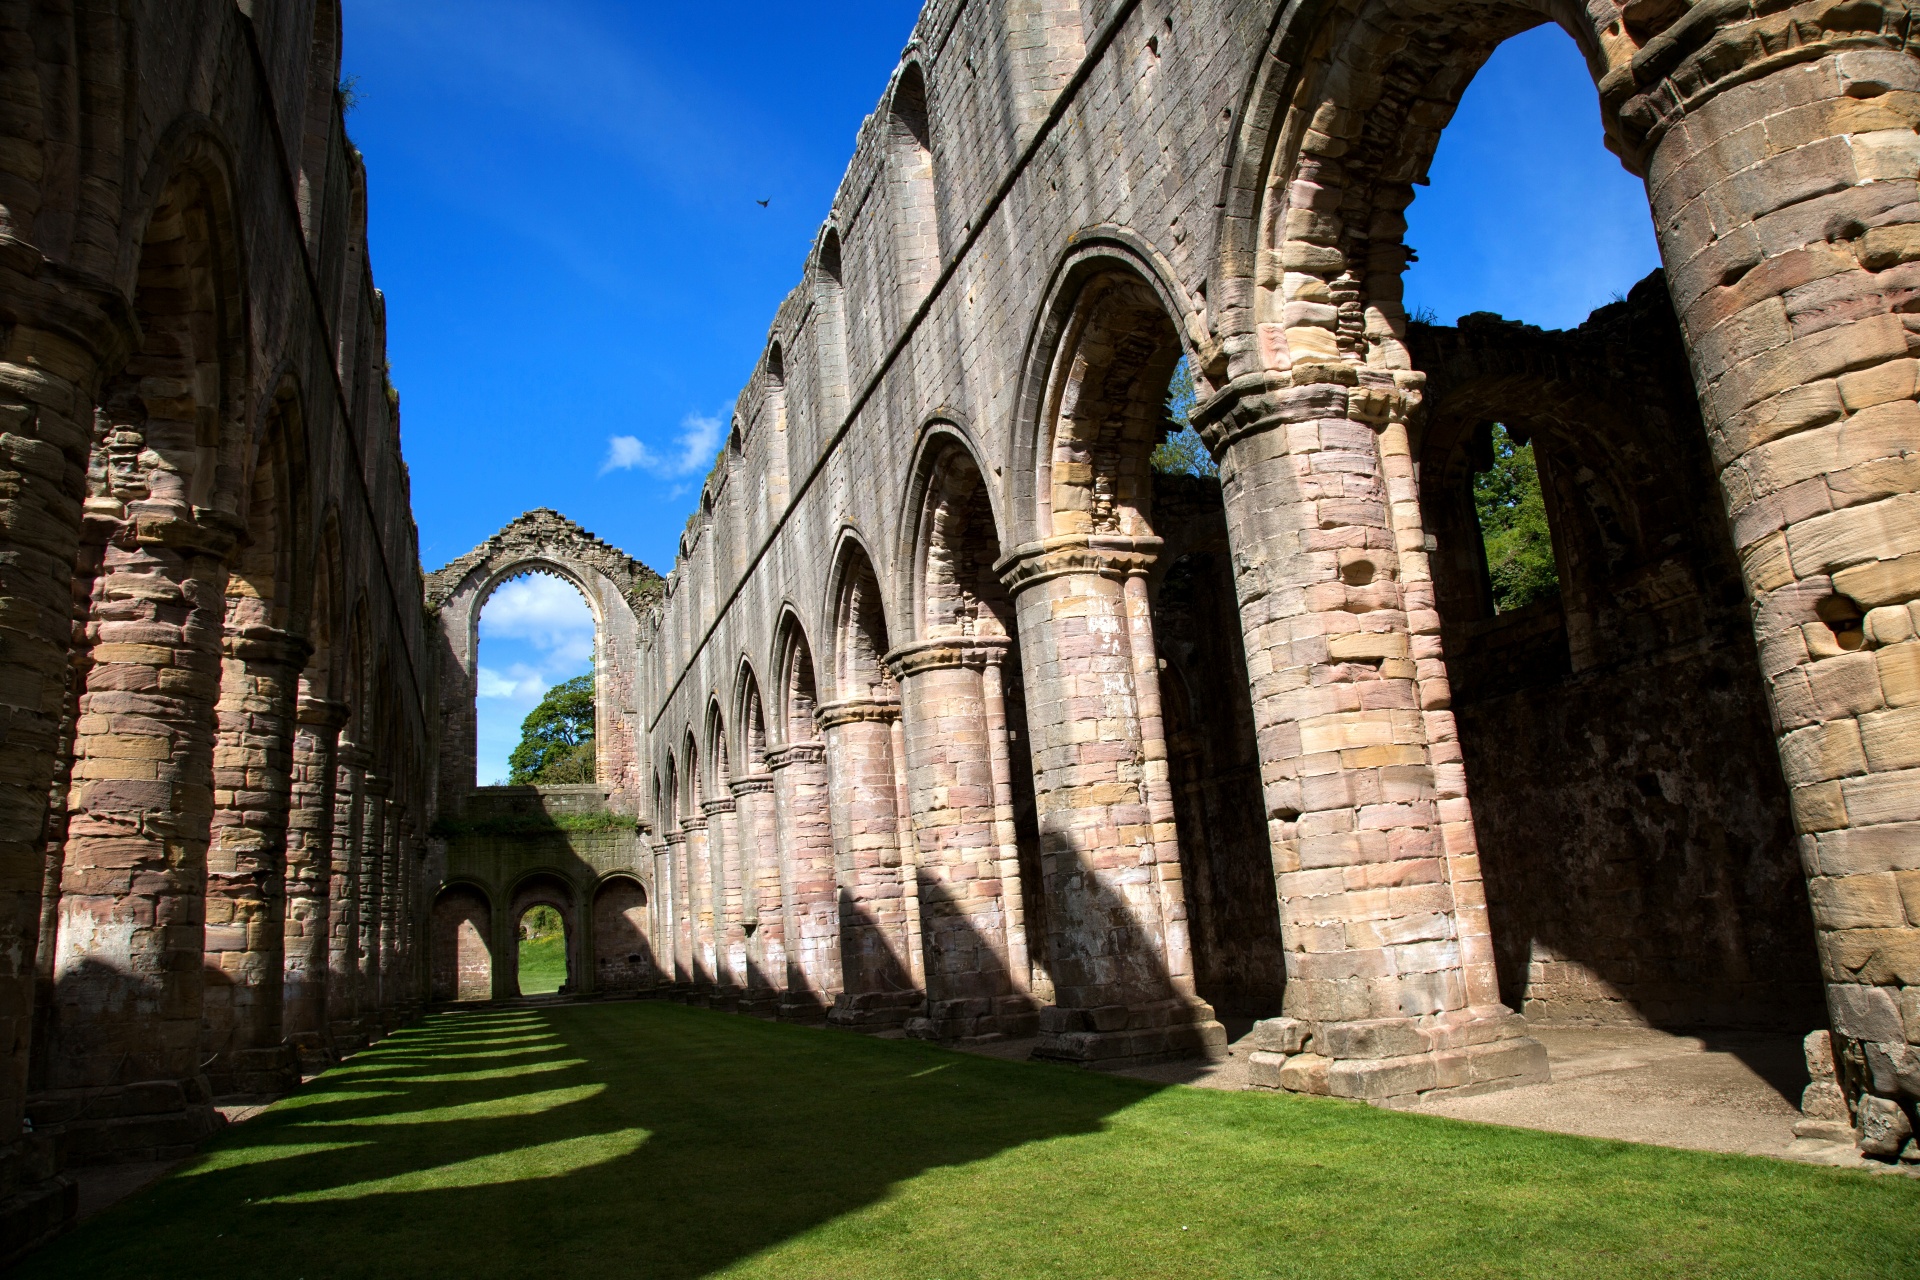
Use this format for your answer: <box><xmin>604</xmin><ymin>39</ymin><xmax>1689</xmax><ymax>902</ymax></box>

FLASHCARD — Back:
<box><xmin>517</xmin><ymin>933</ymin><xmax>567</xmax><ymax>994</ymax></box>
<box><xmin>23</xmin><ymin>1002</ymin><xmax>1917</xmax><ymax>1280</ymax></box>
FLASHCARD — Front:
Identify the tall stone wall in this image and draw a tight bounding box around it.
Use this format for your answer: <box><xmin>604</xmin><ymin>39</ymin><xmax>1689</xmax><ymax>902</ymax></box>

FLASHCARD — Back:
<box><xmin>625</xmin><ymin>0</ymin><xmax>1920</xmax><ymax>1156</ymax></box>
<box><xmin>0</xmin><ymin>0</ymin><xmax>438</xmax><ymax>1249</ymax></box>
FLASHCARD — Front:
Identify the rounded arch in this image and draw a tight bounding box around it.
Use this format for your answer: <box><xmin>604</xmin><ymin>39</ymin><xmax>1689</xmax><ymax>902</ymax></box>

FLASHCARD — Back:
<box><xmin>506</xmin><ymin>871</ymin><xmax>577</xmax><ymax>998</ymax></box>
<box><xmin>592</xmin><ymin>872</ymin><xmax>654</xmax><ymax>992</ymax></box>
<box><xmin>431</xmin><ymin>879</ymin><xmax>494</xmax><ymax>1003</ymax></box>
<box><xmin>825</xmin><ymin>531</ymin><xmax>896</xmax><ymax>704</ymax></box>
<box><xmin>1008</xmin><ymin>236</ymin><xmax>1200</xmax><ymax>549</ymax></box>
<box><xmin>899</xmin><ymin>424</ymin><xmax>1013</xmax><ymax>646</ymax></box>
<box><xmin>770</xmin><ymin>606</ymin><xmax>822</xmax><ymax>748</ymax></box>
<box><xmin>813</xmin><ymin>224</ymin><xmax>844</xmax><ymax>286</ymax></box>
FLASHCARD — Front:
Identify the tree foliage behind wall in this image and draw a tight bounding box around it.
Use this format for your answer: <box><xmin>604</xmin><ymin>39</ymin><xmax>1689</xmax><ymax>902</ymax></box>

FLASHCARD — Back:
<box><xmin>1473</xmin><ymin>423</ymin><xmax>1560</xmax><ymax>614</ymax></box>
<box><xmin>508</xmin><ymin>674</ymin><xmax>596</xmax><ymax>784</ymax></box>
<box><xmin>1152</xmin><ymin>357</ymin><xmax>1219</xmax><ymax>478</ymax></box>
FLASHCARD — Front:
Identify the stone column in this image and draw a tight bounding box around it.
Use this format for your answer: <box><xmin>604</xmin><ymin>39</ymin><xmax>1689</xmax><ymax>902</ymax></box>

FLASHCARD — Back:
<box><xmin>1605</xmin><ymin>30</ymin><xmax>1920</xmax><ymax>1124</ymax></box>
<box><xmin>357</xmin><ymin>774</ymin><xmax>388</xmax><ymax>1032</ymax></box>
<box><xmin>997</xmin><ymin>536</ymin><xmax>1225</xmax><ymax>1066</ymax></box>
<box><xmin>202</xmin><ymin>625</ymin><xmax>310</xmax><ymax>1099</ymax></box>
<box><xmin>767</xmin><ymin>741</ymin><xmax>836</xmax><ymax>1019</ymax></box>
<box><xmin>817</xmin><ymin>698</ymin><xmax>922</xmax><ymax>1028</ymax></box>
<box><xmin>702</xmin><ymin>796</ymin><xmax>745</xmax><ymax>1000</ymax></box>
<box><xmin>1191</xmin><ymin>367</ymin><xmax>1546</xmax><ymax>1102</ymax></box>
<box><xmin>0</xmin><ymin>253</ymin><xmax>133</xmax><ymax>1189</ymax></box>
<box><xmin>327</xmin><ymin>743</ymin><xmax>366</xmax><ymax>1046</ymax></box>
<box><xmin>39</xmin><ymin>510</ymin><xmax>239</xmax><ymax>1156</ymax></box>
<box><xmin>283</xmin><ymin>698</ymin><xmax>348</xmax><ymax>1065</ymax></box>
<box><xmin>665</xmin><ymin>830</ymin><xmax>691</xmax><ymax>987</ymax></box>
<box><xmin>730</xmin><ymin>774</ymin><xmax>784</xmax><ymax>1013</ymax></box>
<box><xmin>683</xmin><ymin>813</ymin><xmax>714</xmax><ymax>991</ymax></box>
<box><xmin>887</xmin><ymin>636</ymin><xmax>1036</xmax><ymax>1041</ymax></box>
<box><xmin>381</xmin><ymin>812</ymin><xmax>406</xmax><ymax>1015</ymax></box>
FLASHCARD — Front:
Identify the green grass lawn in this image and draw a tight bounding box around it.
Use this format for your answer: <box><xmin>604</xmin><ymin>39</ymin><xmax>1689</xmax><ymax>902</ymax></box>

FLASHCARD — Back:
<box><xmin>517</xmin><ymin>933</ymin><xmax>567</xmax><ymax>994</ymax></box>
<box><xmin>24</xmin><ymin>1003</ymin><xmax>1918</xmax><ymax>1280</ymax></box>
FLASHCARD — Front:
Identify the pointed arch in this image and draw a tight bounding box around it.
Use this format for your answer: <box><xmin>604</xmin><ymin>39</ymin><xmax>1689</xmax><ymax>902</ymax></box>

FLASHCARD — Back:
<box><xmin>886</xmin><ymin>61</ymin><xmax>940</xmax><ymax>307</ymax></box>
<box><xmin>772</xmin><ymin>607</ymin><xmax>822</xmax><ymax>748</ymax></box>
<box><xmin>827</xmin><ymin>533</ymin><xmax>895</xmax><ymax>704</ymax></box>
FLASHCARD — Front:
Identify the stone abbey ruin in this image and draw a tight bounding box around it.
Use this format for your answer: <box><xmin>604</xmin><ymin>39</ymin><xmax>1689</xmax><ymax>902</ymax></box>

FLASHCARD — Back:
<box><xmin>3</xmin><ymin>0</ymin><xmax>1920</xmax><ymax>1256</ymax></box>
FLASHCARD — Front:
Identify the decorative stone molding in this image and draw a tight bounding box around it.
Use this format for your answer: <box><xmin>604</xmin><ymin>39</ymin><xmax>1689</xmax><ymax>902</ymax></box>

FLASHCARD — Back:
<box><xmin>993</xmin><ymin>534</ymin><xmax>1162</xmax><ymax>593</ymax></box>
<box><xmin>882</xmin><ymin>634</ymin><xmax>1011</xmax><ymax>680</ymax></box>
<box><xmin>814</xmin><ymin>697</ymin><xmax>902</xmax><ymax>731</ymax></box>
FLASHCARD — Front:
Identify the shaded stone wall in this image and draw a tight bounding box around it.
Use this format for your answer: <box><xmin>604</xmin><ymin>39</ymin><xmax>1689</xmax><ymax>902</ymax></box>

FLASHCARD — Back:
<box><xmin>0</xmin><ymin>0</ymin><xmax>437</xmax><ymax>1236</ymax></box>
<box><xmin>624</xmin><ymin>0</ymin><xmax>1920</xmax><ymax>1141</ymax></box>
<box><xmin>1412</xmin><ymin>278</ymin><xmax>1821</xmax><ymax>1031</ymax></box>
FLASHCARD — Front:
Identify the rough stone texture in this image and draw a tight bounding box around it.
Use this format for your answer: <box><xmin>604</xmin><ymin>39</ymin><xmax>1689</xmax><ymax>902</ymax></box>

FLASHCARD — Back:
<box><xmin>601</xmin><ymin>0</ymin><xmax>1920</xmax><ymax>1121</ymax></box>
<box><xmin>0</xmin><ymin>3</ymin><xmax>437</xmax><ymax>1219</ymax></box>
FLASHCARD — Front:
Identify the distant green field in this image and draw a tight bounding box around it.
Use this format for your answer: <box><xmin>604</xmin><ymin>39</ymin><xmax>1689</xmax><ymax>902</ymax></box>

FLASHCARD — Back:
<box><xmin>23</xmin><ymin>1002</ymin><xmax>1918</xmax><ymax>1280</ymax></box>
<box><xmin>517</xmin><ymin>934</ymin><xmax>566</xmax><ymax>994</ymax></box>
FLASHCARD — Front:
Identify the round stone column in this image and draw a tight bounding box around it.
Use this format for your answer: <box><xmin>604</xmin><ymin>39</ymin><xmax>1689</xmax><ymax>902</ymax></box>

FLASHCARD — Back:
<box><xmin>702</xmin><ymin>796</ymin><xmax>746</xmax><ymax>999</ymax></box>
<box><xmin>357</xmin><ymin>774</ymin><xmax>388</xmax><ymax>1028</ymax></box>
<box><xmin>729</xmin><ymin>774</ymin><xmax>784</xmax><ymax>1013</ymax></box>
<box><xmin>683</xmin><ymin>813</ymin><xmax>714</xmax><ymax>991</ymax></box>
<box><xmin>767</xmin><ymin>741</ymin><xmax>836</xmax><ymax>1019</ymax></box>
<box><xmin>995</xmin><ymin>535</ymin><xmax>1225</xmax><ymax>1066</ymax></box>
<box><xmin>1603</xmin><ymin>22</ymin><xmax>1920</xmax><ymax>1126</ymax></box>
<box><xmin>327</xmin><ymin>742</ymin><xmax>367</xmax><ymax>1045</ymax></box>
<box><xmin>203</xmin><ymin>625</ymin><xmax>310</xmax><ymax>1098</ymax></box>
<box><xmin>887</xmin><ymin>636</ymin><xmax>1037</xmax><ymax>1041</ymax></box>
<box><xmin>283</xmin><ymin>697</ymin><xmax>348</xmax><ymax>1063</ymax></box>
<box><xmin>1191</xmin><ymin>367</ymin><xmax>1546</xmax><ymax>1103</ymax></box>
<box><xmin>0</xmin><ymin>249</ymin><xmax>134</xmax><ymax>1152</ymax></box>
<box><xmin>817</xmin><ymin>698</ymin><xmax>923</xmax><ymax>1028</ymax></box>
<box><xmin>663</xmin><ymin>829</ymin><xmax>691</xmax><ymax>988</ymax></box>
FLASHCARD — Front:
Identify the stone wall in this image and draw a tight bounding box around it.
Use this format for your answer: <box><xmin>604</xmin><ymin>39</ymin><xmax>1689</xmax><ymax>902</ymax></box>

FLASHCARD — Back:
<box><xmin>621</xmin><ymin>0</ymin><xmax>1920</xmax><ymax>1154</ymax></box>
<box><xmin>0</xmin><ymin>0</ymin><xmax>438</xmax><ymax>1248</ymax></box>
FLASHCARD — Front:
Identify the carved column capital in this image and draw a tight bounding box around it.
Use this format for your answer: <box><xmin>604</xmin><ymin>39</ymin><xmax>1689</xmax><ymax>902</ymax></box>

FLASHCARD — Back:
<box><xmin>297</xmin><ymin>697</ymin><xmax>352</xmax><ymax>731</ymax></box>
<box><xmin>764</xmin><ymin>742</ymin><xmax>826</xmax><ymax>770</ymax></box>
<box><xmin>1191</xmin><ymin>367</ymin><xmax>1424</xmax><ymax>455</ymax></box>
<box><xmin>223</xmin><ymin>624</ymin><xmax>315</xmax><ymax>670</ymax></box>
<box><xmin>883</xmin><ymin>634</ymin><xmax>1012</xmax><ymax>680</ymax></box>
<box><xmin>814</xmin><ymin>696</ymin><xmax>901</xmax><ymax>731</ymax></box>
<box><xmin>729</xmin><ymin>775</ymin><xmax>775</xmax><ymax>797</ymax></box>
<box><xmin>700</xmin><ymin>797</ymin><xmax>737</xmax><ymax>817</ymax></box>
<box><xmin>994</xmin><ymin>533</ymin><xmax>1162</xmax><ymax>594</ymax></box>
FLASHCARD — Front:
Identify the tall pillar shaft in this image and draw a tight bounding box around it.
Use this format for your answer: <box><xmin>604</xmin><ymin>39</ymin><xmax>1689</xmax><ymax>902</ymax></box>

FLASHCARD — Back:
<box><xmin>326</xmin><ymin>744</ymin><xmax>365</xmax><ymax>1044</ymax></box>
<box><xmin>818</xmin><ymin>700</ymin><xmax>922</xmax><ymax>1027</ymax></box>
<box><xmin>283</xmin><ymin>699</ymin><xmax>346</xmax><ymax>1056</ymax></box>
<box><xmin>202</xmin><ymin>626</ymin><xmax>309</xmax><ymax>1097</ymax></box>
<box><xmin>998</xmin><ymin>536</ymin><xmax>1223</xmax><ymax>1065</ymax></box>
<box><xmin>684</xmin><ymin>815</ymin><xmax>713</xmax><ymax>988</ymax></box>
<box><xmin>889</xmin><ymin>637</ymin><xmax>1035</xmax><ymax>1040</ymax></box>
<box><xmin>1618</xmin><ymin>34</ymin><xmax>1920</xmax><ymax>1113</ymax></box>
<box><xmin>357</xmin><ymin>775</ymin><xmax>387</xmax><ymax>1027</ymax></box>
<box><xmin>0</xmin><ymin>276</ymin><xmax>132</xmax><ymax>1170</ymax></box>
<box><xmin>1192</xmin><ymin>368</ymin><xmax>1545</xmax><ymax>1102</ymax></box>
<box><xmin>702</xmin><ymin>797</ymin><xmax>745</xmax><ymax>994</ymax></box>
<box><xmin>768</xmin><ymin>742</ymin><xmax>836</xmax><ymax>1018</ymax></box>
<box><xmin>665</xmin><ymin>830</ymin><xmax>691</xmax><ymax>985</ymax></box>
<box><xmin>730</xmin><ymin>776</ymin><xmax>784</xmax><ymax>1009</ymax></box>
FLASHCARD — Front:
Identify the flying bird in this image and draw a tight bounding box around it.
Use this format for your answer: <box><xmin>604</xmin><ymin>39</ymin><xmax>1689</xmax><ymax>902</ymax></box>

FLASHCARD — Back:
<box><xmin>757</xmin><ymin>199</ymin><xmax>770</xmax><ymax>207</ymax></box>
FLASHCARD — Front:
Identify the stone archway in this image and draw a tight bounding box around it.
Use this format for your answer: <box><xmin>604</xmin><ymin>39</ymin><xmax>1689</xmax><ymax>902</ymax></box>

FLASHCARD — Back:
<box><xmin>426</xmin><ymin>509</ymin><xmax>664</xmax><ymax>814</ymax></box>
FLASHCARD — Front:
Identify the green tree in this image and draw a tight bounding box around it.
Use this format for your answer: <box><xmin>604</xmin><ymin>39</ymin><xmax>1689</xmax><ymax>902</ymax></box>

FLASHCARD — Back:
<box><xmin>1473</xmin><ymin>423</ymin><xmax>1560</xmax><ymax>613</ymax></box>
<box><xmin>507</xmin><ymin>674</ymin><xmax>596</xmax><ymax>784</ymax></box>
<box><xmin>1151</xmin><ymin>356</ymin><xmax>1219</xmax><ymax>478</ymax></box>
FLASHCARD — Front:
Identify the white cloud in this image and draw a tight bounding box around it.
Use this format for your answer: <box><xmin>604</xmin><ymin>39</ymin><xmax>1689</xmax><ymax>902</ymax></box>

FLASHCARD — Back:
<box><xmin>480</xmin><ymin>574</ymin><xmax>595</xmax><ymax>654</ymax></box>
<box><xmin>476</xmin><ymin>663</ymin><xmax>550</xmax><ymax>703</ymax></box>
<box><xmin>600</xmin><ymin>408</ymin><xmax>726</xmax><ymax>478</ymax></box>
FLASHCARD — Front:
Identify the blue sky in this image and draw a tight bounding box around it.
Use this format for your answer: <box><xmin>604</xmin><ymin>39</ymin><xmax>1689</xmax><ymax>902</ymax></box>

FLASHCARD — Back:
<box><xmin>339</xmin><ymin>7</ymin><xmax>1659</xmax><ymax>783</ymax></box>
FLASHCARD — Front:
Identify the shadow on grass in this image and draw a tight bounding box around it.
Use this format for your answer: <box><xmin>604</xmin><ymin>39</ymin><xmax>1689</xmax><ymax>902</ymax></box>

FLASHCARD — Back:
<box><xmin>20</xmin><ymin>1002</ymin><xmax>1164</xmax><ymax>1279</ymax></box>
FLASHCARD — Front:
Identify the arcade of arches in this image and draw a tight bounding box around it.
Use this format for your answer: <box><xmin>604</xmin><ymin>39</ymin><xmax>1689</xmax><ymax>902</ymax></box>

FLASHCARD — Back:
<box><xmin>4</xmin><ymin>0</ymin><xmax>1920</xmax><ymax>1258</ymax></box>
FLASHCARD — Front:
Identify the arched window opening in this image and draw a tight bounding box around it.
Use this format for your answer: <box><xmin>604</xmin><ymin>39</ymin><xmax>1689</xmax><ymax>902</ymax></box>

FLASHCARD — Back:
<box><xmin>474</xmin><ymin>570</ymin><xmax>597</xmax><ymax>787</ymax></box>
<box><xmin>516</xmin><ymin>904</ymin><xmax>567</xmax><ymax>995</ymax></box>
<box><xmin>813</xmin><ymin>228</ymin><xmax>852</xmax><ymax>429</ymax></box>
<box><xmin>432</xmin><ymin>885</ymin><xmax>493</xmax><ymax>1002</ymax></box>
<box><xmin>1387</xmin><ymin>27</ymin><xmax>1818</xmax><ymax>1037</ymax></box>
<box><xmin>764</xmin><ymin>343</ymin><xmax>791</xmax><ymax>514</ymax></box>
<box><xmin>887</xmin><ymin>64</ymin><xmax>940</xmax><ymax>307</ymax></box>
<box><xmin>297</xmin><ymin>0</ymin><xmax>343</xmax><ymax>249</ymax></box>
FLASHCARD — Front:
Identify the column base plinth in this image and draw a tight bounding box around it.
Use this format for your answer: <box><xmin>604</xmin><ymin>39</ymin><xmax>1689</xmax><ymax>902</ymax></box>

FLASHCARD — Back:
<box><xmin>1031</xmin><ymin>998</ymin><xmax>1228</xmax><ymax>1067</ymax></box>
<box><xmin>1249</xmin><ymin>1006</ymin><xmax>1549</xmax><ymax>1107</ymax></box>
<box><xmin>907</xmin><ymin>995</ymin><xmax>1040</xmax><ymax>1043</ymax></box>
<box><xmin>207</xmin><ymin>1045</ymin><xmax>301</xmax><ymax>1101</ymax></box>
<box><xmin>828</xmin><ymin>990</ymin><xmax>925</xmax><ymax>1030</ymax></box>
<box><xmin>777</xmin><ymin>994</ymin><xmax>830</xmax><ymax>1024</ymax></box>
<box><xmin>27</xmin><ymin>1078</ymin><xmax>223</xmax><ymax>1165</ymax></box>
<box><xmin>0</xmin><ymin>1134</ymin><xmax>76</xmax><ymax>1265</ymax></box>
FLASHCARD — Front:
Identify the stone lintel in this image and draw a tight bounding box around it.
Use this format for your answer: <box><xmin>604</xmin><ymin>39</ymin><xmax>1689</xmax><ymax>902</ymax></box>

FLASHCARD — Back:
<box><xmin>883</xmin><ymin>634</ymin><xmax>1011</xmax><ymax>680</ymax></box>
<box><xmin>994</xmin><ymin>533</ymin><xmax>1162</xmax><ymax>594</ymax></box>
